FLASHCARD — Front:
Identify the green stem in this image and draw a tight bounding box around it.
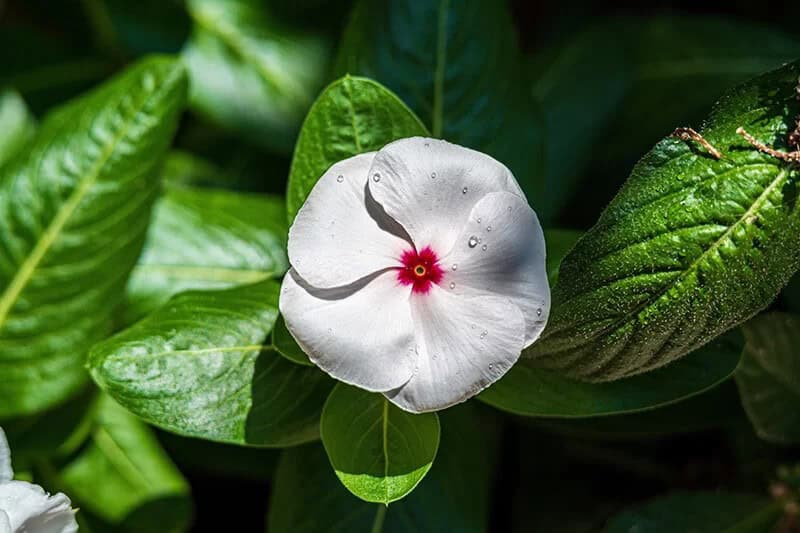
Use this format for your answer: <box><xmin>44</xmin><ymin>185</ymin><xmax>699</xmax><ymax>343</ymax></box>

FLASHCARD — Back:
<box><xmin>370</xmin><ymin>504</ymin><xmax>387</xmax><ymax>533</ymax></box>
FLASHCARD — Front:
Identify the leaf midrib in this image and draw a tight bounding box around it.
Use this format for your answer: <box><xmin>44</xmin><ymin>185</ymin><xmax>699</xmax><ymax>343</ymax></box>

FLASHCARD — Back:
<box><xmin>132</xmin><ymin>264</ymin><xmax>274</xmax><ymax>284</ymax></box>
<box><xmin>431</xmin><ymin>0</ymin><xmax>448</xmax><ymax>137</ymax></box>
<box><xmin>0</xmin><ymin>90</ymin><xmax>153</xmax><ymax>330</ymax></box>
<box><xmin>550</xmin><ymin>165</ymin><xmax>791</xmax><ymax>358</ymax></box>
<box><xmin>189</xmin><ymin>5</ymin><xmax>295</xmax><ymax>98</ymax></box>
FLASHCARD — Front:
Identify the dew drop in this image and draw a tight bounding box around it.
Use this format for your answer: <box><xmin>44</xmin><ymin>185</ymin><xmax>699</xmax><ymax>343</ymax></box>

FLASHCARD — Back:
<box><xmin>424</xmin><ymin>142</ymin><xmax>430</xmax><ymax>147</ymax></box>
<box><xmin>451</xmin><ymin>263</ymin><xmax>458</xmax><ymax>271</ymax></box>
<box><xmin>431</xmin><ymin>172</ymin><xmax>437</xmax><ymax>179</ymax></box>
<box><xmin>468</xmin><ymin>235</ymin><xmax>479</xmax><ymax>248</ymax></box>
<box><xmin>486</xmin><ymin>225</ymin><xmax>492</xmax><ymax>232</ymax></box>
<box><xmin>372</xmin><ymin>172</ymin><xmax>381</xmax><ymax>183</ymax></box>
<box><xmin>449</xmin><ymin>282</ymin><xmax>456</xmax><ymax>289</ymax></box>
<box><xmin>462</xmin><ymin>187</ymin><xmax>468</xmax><ymax>194</ymax></box>
<box><xmin>476</xmin><ymin>217</ymin><xmax>482</xmax><ymax>224</ymax></box>
<box><xmin>480</xmin><ymin>330</ymin><xmax>487</xmax><ymax>339</ymax></box>
<box><xmin>507</xmin><ymin>205</ymin><xmax>512</xmax><ymax>211</ymax></box>
<box><xmin>470</xmin><ymin>324</ymin><xmax>476</xmax><ymax>330</ymax></box>
<box><xmin>336</xmin><ymin>175</ymin><xmax>344</xmax><ymax>183</ymax></box>
<box><xmin>481</xmin><ymin>244</ymin><xmax>488</xmax><ymax>251</ymax></box>
<box><xmin>488</xmin><ymin>363</ymin><xmax>493</xmax><ymax>370</ymax></box>
<box><xmin>536</xmin><ymin>307</ymin><xmax>542</xmax><ymax>316</ymax></box>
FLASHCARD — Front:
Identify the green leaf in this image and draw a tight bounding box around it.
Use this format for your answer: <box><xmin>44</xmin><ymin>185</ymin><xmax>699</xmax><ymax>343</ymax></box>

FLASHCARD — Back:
<box><xmin>335</xmin><ymin>0</ymin><xmax>544</xmax><ymax>199</ymax></box>
<box><xmin>272</xmin><ymin>315</ymin><xmax>312</xmax><ymax>366</ymax></box>
<box><xmin>269</xmin><ymin>403</ymin><xmax>497</xmax><ymax>532</ymax></box>
<box><xmin>89</xmin><ymin>280</ymin><xmax>333</xmax><ymax>446</ymax></box>
<box><xmin>182</xmin><ymin>0</ymin><xmax>331</xmax><ymax>152</ymax></box>
<box><xmin>527</xmin><ymin>60</ymin><xmax>800</xmax><ymax>381</ymax></box>
<box><xmin>480</xmin><ymin>331</ymin><xmax>742</xmax><ymax>418</ymax></box>
<box><xmin>544</xmin><ymin>229</ymin><xmax>583</xmax><ymax>285</ymax></box>
<box><xmin>286</xmin><ymin>75</ymin><xmax>427</xmax><ymax>222</ymax></box>
<box><xmin>3</xmin><ymin>386</ymin><xmax>97</xmax><ymax>461</ymax></box>
<box><xmin>736</xmin><ymin>312</ymin><xmax>800</xmax><ymax>444</ymax></box>
<box><xmin>0</xmin><ymin>56</ymin><xmax>187</xmax><ymax>417</ymax></box>
<box><xmin>320</xmin><ymin>384</ymin><xmax>440</xmax><ymax>504</ymax></box>
<box><xmin>58</xmin><ymin>395</ymin><xmax>192</xmax><ymax>532</ymax></box>
<box><xmin>605</xmin><ymin>491</ymin><xmax>782</xmax><ymax>533</ymax></box>
<box><xmin>0</xmin><ymin>89</ymin><xmax>36</xmax><ymax>169</ymax></box>
<box><xmin>123</xmin><ymin>184</ymin><xmax>288</xmax><ymax>324</ymax></box>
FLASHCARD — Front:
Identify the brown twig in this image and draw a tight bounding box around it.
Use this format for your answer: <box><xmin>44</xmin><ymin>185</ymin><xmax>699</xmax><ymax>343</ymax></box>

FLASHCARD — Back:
<box><xmin>736</xmin><ymin>127</ymin><xmax>800</xmax><ymax>163</ymax></box>
<box><xmin>671</xmin><ymin>127</ymin><xmax>723</xmax><ymax>160</ymax></box>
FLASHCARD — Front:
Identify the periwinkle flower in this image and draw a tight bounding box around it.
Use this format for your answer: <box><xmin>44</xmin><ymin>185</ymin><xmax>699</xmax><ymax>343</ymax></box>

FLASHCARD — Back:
<box><xmin>280</xmin><ymin>137</ymin><xmax>549</xmax><ymax>413</ymax></box>
<box><xmin>0</xmin><ymin>428</ymin><xmax>78</xmax><ymax>533</ymax></box>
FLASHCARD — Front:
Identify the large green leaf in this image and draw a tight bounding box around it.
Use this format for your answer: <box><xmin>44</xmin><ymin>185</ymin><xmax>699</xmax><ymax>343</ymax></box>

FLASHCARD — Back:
<box><xmin>286</xmin><ymin>75</ymin><xmax>427</xmax><ymax>222</ymax></box>
<box><xmin>0</xmin><ymin>56</ymin><xmax>187</xmax><ymax>417</ymax></box>
<box><xmin>0</xmin><ymin>89</ymin><xmax>36</xmax><ymax>169</ymax></box>
<box><xmin>527</xmin><ymin>60</ymin><xmax>800</xmax><ymax>381</ymax></box>
<box><xmin>269</xmin><ymin>404</ymin><xmax>497</xmax><ymax>532</ymax></box>
<box><xmin>605</xmin><ymin>491</ymin><xmax>782</xmax><ymax>533</ymax></box>
<box><xmin>736</xmin><ymin>312</ymin><xmax>800</xmax><ymax>444</ymax></box>
<box><xmin>89</xmin><ymin>280</ymin><xmax>333</xmax><ymax>446</ymax></box>
<box><xmin>320</xmin><ymin>384</ymin><xmax>440</xmax><ymax>504</ymax></box>
<box><xmin>182</xmin><ymin>0</ymin><xmax>330</xmax><ymax>152</ymax></box>
<box><xmin>481</xmin><ymin>331</ymin><xmax>742</xmax><ymax>418</ymax></box>
<box><xmin>58</xmin><ymin>395</ymin><xmax>192</xmax><ymax>533</ymax></box>
<box><xmin>123</xmin><ymin>184</ymin><xmax>288</xmax><ymax>324</ymax></box>
<box><xmin>335</xmin><ymin>0</ymin><xmax>544</xmax><ymax>198</ymax></box>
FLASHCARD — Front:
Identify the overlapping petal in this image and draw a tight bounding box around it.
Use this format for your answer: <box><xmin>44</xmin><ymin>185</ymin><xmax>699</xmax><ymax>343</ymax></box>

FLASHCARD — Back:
<box><xmin>280</xmin><ymin>269</ymin><xmax>417</xmax><ymax>392</ymax></box>
<box><xmin>0</xmin><ymin>482</ymin><xmax>77</xmax><ymax>533</ymax></box>
<box><xmin>385</xmin><ymin>284</ymin><xmax>526</xmax><ymax>412</ymax></box>
<box><xmin>443</xmin><ymin>191</ymin><xmax>550</xmax><ymax>345</ymax></box>
<box><xmin>288</xmin><ymin>152</ymin><xmax>409</xmax><ymax>288</ymax></box>
<box><xmin>367</xmin><ymin>137</ymin><xmax>524</xmax><ymax>254</ymax></box>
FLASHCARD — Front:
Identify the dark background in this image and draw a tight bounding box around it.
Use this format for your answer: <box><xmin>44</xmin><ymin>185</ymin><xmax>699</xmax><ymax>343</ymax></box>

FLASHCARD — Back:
<box><xmin>2</xmin><ymin>1</ymin><xmax>799</xmax><ymax>531</ymax></box>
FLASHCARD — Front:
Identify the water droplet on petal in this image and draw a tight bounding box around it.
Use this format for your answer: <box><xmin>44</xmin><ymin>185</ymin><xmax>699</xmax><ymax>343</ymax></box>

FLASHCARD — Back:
<box><xmin>431</xmin><ymin>172</ymin><xmax>437</xmax><ymax>179</ymax></box>
<box><xmin>462</xmin><ymin>187</ymin><xmax>468</xmax><ymax>194</ymax></box>
<box><xmin>476</xmin><ymin>217</ymin><xmax>482</xmax><ymax>223</ymax></box>
<box><xmin>480</xmin><ymin>330</ymin><xmax>487</xmax><ymax>339</ymax></box>
<box><xmin>449</xmin><ymin>282</ymin><xmax>456</xmax><ymax>289</ymax></box>
<box><xmin>481</xmin><ymin>244</ymin><xmax>488</xmax><ymax>251</ymax></box>
<box><xmin>336</xmin><ymin>175</ymin><xmax>344</xmax><ymax>183</ymax></box>
<box><xmin>372</xmin><ymin>173</ymin><xmax>381</xmax><ymax>182</ymax></box>
<box><xmin>488</xmin><ymin>363</ymin><xmax>493</xmax><ymax>370</ymax></box>
<box><xmin>424</xmin><ymin>142</ymin><xmax>430</xmax><ymax>147</ymax></box>
<box><xmin>486</xmin><ymin>225</ymin><xmax>492</xmax><ymax>232</ymax></box>
<box><xmin>468</xmin><ymin>235</ymin><xmax>479</xmax><ymax>248</ymax></box>
<box><xmin>451</xmin><ymin>263</ymin><xmax>457</xmax><ymax>271</ymax></box>
<box><xmin>507</xmin><ymin>205</ymin><xmax>513</xmax><ymax>211</ymax></box>
<box><xmin>536</xmin><ymin>308</ymin><xmax>542</xmax><ymax>316</ymax></box>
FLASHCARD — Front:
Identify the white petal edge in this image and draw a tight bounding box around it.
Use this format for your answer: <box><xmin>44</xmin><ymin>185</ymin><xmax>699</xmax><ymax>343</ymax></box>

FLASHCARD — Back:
<box><xmin>367</xmin><ymin>137</ymin><xmax>525</xmax><ymax>254</ymax></box>
<box><xmin>384</xmin><ymin>284</ymin><xmax>526</xmax><ymax>413</ymax></box>
<box><xmin>288</xmin><ymin>152</ymin><xmax>410</xmax><ymax>288</ymax></box>
<box><xmin>280</xmin><ymin>269</ymin><xmax>417</xmax><ymax>392</ymax></box>
<box><xmin>0</xmin><ymin>510</ymin><xmax>10</xmax><ymax>533</ymax></box>
<box><xmin>0</xmin><ymin>481</ymin><xmax>77</xmax><ymax>533</ymax></box>
<box><xmin>0</xmin><ymin>429</ymin><xmax>10</xmax><ymax>483</ymax></box>
<box><xmin>443</xmin><ymin>191</ymin><xmax>550</xmax><ymax>345</ymax></box>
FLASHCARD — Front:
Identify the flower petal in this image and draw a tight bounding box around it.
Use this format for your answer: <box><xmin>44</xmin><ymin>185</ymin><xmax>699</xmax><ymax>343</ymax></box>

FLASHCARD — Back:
<box><xmin>0</xmin><ymin>429</ymin><xmax>11</xmax><ymax>483</ymax></box>
<box><xmin>0</xmin><ymin>510</ymin><xmax>10</xmax><ymax>533</ymax></box>
<box><xmin>288</xmin><ymin>152</ymin><xmax>410</xmax><ymax>288</ymax></box>
<box><xmin>280</xmin><ymin>269</ymin><xmax>417</xmax><ymax>392</ymax></box>
<box><xmin>385</xmin><ymin>284</ymin><xmax>526</xmax><ymax>413</ymax></box>
<box><xmin>368</xmin><ymin>137</ymin><xmax>524</xmax><ymax>253</ymax></box>
<box><xmin>0</xmin><ymin>481</ymin><xmax>77</xmax><ymax>533</ymax></box>
<box><xmin>444</xmin><ymin>191</ymin><xmax>550</xmax><ymax>345</ymax></box>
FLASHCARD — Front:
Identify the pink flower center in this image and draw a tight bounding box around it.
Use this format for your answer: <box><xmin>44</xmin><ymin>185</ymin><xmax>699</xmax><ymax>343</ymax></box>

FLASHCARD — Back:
<box><xmin>397</xmin><ymin>246</ymin><xmax>444</xmax><ymax>294</ymax></box>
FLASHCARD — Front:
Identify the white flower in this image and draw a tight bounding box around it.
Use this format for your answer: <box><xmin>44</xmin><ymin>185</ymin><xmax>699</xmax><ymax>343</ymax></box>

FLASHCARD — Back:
<box><xmin>0</xmin><ymin>428</ymin><xmax>78</xmax><ymax>533</ymax></box>
<box><xmin>280</xmin><ymin>137</ymin><xmax>550</xmax><ymax>413</ymax></box>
